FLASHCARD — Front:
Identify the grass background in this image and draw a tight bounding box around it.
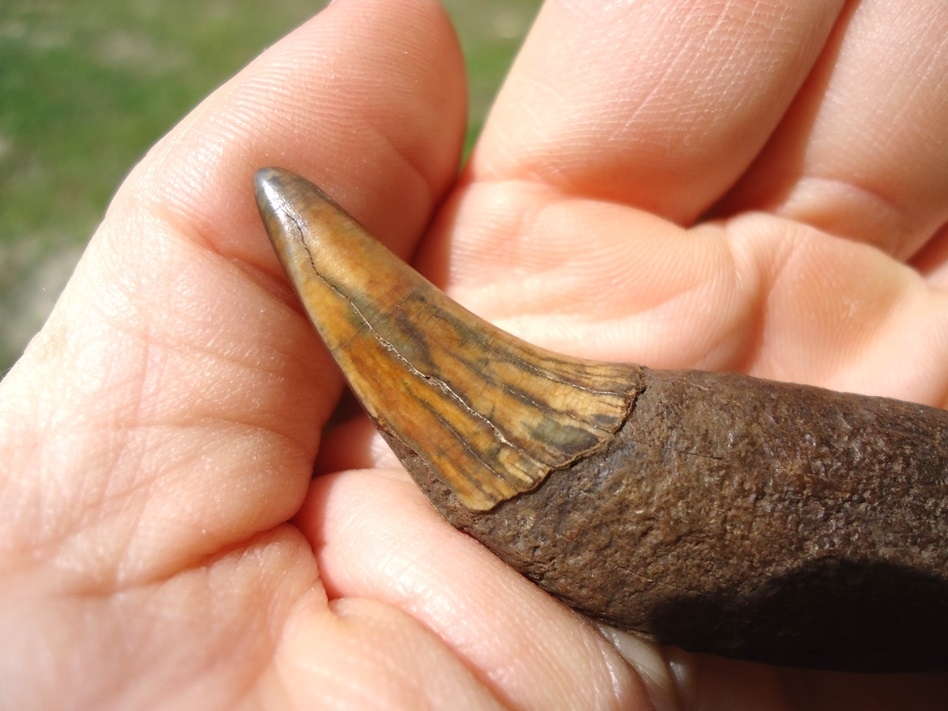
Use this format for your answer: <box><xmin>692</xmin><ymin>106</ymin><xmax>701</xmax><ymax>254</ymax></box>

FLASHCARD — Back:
<box><xmin>0</xmin><ymin>0</ymin><xmax>542</xmax><ymax>374</ymax></box>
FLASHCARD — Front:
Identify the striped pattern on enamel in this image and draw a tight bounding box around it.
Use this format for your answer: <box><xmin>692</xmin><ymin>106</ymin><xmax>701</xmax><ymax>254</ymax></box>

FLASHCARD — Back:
<box><xmin>256</xmin><ymin>168</ymin><xmax>643</xmax><ymax>510</ymax></box>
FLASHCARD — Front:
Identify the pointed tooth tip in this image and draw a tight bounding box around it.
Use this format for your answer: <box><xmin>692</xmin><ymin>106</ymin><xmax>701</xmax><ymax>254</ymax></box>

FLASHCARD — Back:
<box><xmin>253</xmin><ymin>168</ymin><xmax>331</xmax><ymax>247</ymax></box>
<box><xmin>254</xmin><ymin>167</ymin><xmax>296</xmax><ymax>214</ymax></box>
<box><xmin>253</xmin><ymin>166</ymin><xmax>283</xmax><ymax>188</ymax></box>
<box><xmin>254</xmin><ymin>166</ymin><xmax>375</xmax><ymax>300</ymax></box>
<box><xmin>254</xmin><ymin>165</ymin><xmax>296</xmax><ymax>191</ymax></box>
<box><xmin>254</xmin><ymin>167</ymin><xmax>343</xmax><ymax>229</ymax></box>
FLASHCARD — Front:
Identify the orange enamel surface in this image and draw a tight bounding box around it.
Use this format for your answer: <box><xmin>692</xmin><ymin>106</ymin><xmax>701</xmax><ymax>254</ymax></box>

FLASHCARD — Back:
<box><xmin>255</xmin><ymin>168</ymin><xmax>642</xmax><ymax>510</ymax></box>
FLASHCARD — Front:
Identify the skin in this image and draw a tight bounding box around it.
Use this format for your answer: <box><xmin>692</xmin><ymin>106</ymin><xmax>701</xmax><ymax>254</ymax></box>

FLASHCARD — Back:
<box><xmin>1</xmin><ymin>0</ymin><xmax>947</xmax><ymax>708</ymax></box>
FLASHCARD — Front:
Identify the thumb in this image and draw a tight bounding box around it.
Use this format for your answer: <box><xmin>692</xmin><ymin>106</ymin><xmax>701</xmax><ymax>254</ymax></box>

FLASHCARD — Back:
<box><xmin>0</xmin><ymin>0</ymin><xmax>466</xmax><ymax>589</ymax></box>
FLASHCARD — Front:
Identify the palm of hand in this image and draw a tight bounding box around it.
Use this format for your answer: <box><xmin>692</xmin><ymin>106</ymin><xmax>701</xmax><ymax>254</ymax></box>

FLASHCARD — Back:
<box><xmin>1</xmin><ymin>0</ymin><xmax>947</xmax><ymax>709</ymax></box>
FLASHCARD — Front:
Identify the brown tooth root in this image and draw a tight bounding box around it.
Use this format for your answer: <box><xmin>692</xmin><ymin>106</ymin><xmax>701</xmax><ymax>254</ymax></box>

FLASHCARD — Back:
<box><xmin>255</xmin><ymin>167</ymin><xmax>948</xmax><ymax>672</ymax></box>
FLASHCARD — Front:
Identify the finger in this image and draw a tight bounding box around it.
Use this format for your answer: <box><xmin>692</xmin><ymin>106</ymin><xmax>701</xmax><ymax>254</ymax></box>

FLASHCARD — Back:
<box><xmin>275</xmin><ymin>598</ymin><xmax>506</xmax><ymax>710</ymax></box>
<box><xmin>0</xmin><ymin>0</ymin><xmax>466</xmax><ymax>588</ymax></box>
<box><xmin>717</xmin><ymin>0</ymin><xmax>948</xmax><ymax>259</ymax></box>
<box><xmin>301</xmin><ymin>469</ymin><xmax>659</xmax><ymax>711</ymax></box>
<box><xmin>0</xmin><ymin>527</ymin><xmax>321</xmax><ymax>709</ymax></box>
<box><xmin>724</xmin><ymin>215</ymin><xmax>948</xmax><ymax>403</ymax></box>
<box><xmin>469</xmin><ymin>0</ymin><xmax>844</xmax><ymax>223</ymax></box>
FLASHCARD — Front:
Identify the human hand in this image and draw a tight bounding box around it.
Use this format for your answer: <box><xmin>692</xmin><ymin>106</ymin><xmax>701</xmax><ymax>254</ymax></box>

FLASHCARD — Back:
<box><xmin>2</xmin><ymin>0</ymin><xmax>947</xmax><ymax>709</ymax></box>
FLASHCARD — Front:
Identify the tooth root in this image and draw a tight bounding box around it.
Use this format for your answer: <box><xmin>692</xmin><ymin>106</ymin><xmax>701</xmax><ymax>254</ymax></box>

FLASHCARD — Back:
<box><xmin>254</xmin><ymin>168</ymin><xmax>644</xmax><ymax>511</ymax></box>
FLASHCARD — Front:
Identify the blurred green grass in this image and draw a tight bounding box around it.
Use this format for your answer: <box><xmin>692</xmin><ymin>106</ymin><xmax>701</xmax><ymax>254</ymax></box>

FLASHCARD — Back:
<box><xmin>0</xmin><ymin>0</ymin><xmax>542</xmax><ymax>374</ymax></box>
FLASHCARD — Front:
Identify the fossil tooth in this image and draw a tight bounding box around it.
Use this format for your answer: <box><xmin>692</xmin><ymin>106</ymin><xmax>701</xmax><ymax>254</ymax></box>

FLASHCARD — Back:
<box><xmin>255</xmin><ymin>167</ymin><xmax>948</xmax><ymax>672</ymax></box>
<box><xmin>255</xmin><ymin>167</ymin><xmax>642</xmax><ymax>511</ymax></box>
